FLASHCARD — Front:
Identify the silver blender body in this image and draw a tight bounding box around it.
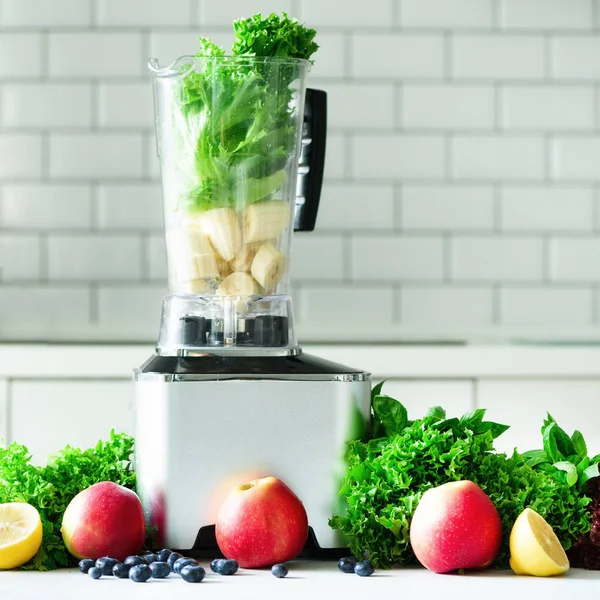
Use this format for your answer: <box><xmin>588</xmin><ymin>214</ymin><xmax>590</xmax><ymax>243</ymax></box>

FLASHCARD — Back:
<box><xmin>135</xmin><ymin>55</ymin><xmax>371</xmax><ymax>554</ymax></box>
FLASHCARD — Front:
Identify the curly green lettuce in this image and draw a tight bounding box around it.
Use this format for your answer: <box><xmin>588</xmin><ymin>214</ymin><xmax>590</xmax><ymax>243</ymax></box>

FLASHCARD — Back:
<box><xmin>330</xmin><ymin>388</ymin><xmax>591</xmax><ymax>569</ymax></box>
<box><xmin>0</xmin><ymin>431</ymin><xmax>135</xmax><ymax>570</ymax></box>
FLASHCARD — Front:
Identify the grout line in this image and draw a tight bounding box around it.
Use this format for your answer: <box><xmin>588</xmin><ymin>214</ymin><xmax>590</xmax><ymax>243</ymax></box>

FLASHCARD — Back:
<box><xmin>592</xmin><ymin>285</ymin><xmax>599</xmax><ymax>325</ymax></box>
<box><xmin>544</xmin><ymin>134</ymin><xmax>553</xmax><ymax>183</ymax></box>
<box><xmin>493</xmin><ymin>184</ymin><xmax>502</xmax><ymax>232</ymax></box>
<box><xmin>544</xmin><ymin>35</ymin><xmax>553</xmax><ymax>82</ymax></box>
<box><xmin>494</xmin><ymin>82</ymin><xmax>503</xmax><ymax>131</ymax></box>
<box><xmin>90</xmin><ymin>182</ymin><xmax>99</xmax><ymax>230</ymax></box>
<box><xmin>443</xmin><ymin>234</ymin><xmax>452</xmax><ymax>282</ymax></box>
<box><xmin>342</xmin><ymin>233</ymin><xmax>352</xmax><ymax>283</ymax></box>
<box><xmin>90</xmin><ymin>80</ymin><xmax>99</xmax><ymax>130</ymax></box>
<box><xmin>393</xmin><ymin>184</ymin><xmax>402</xmax><ymax>230</ymax></box>
<box><xmin>444</xmin><ymin>31</ymin><xmax>453</xmax><ymax>81</ymax></box>
<box><xmin>392</xmin><ymin>0</ymin><xmax>401</xmax><ymax>28</ymax></box>
<box><xmin>291</xmin><ymin>0</ymin><xmax>301</xmax><ymax>17</ymax></box>
<box><xmin>142</xmin><ymin>131</ymin><xmax>151</xmax><ymax>179</ymax></box>
<box><xmin>89</xmin><ymin>283</ymin><xmax>98</xmax><ymax>323</ymax></box>
<box><xmin>89</xmin><ymin>0</ymin><xmax>97</xmax><ymax>27</ymax></box>
<box><xmin>492</xmin><ymin>0</ymin><xmax>502</xmax><ymax>29</ymax></box>
<box><xmin>392</xmin><ymin>283</ymin><xmax>401</xmax><ymax>323</ymax></box>
<box><xmin>394</xmin><ymin>82</ymin><xmax>403</xmax><ymax>130</ymax></box>
<box><xmin>594</xmin><ymin>185</ymin><xmax>600</xmax><ymax>233</ymax></box>
<box><xmin>39</xmin><ymin>233</ymin><xmax>48</xmax><ymax>281</ymax></box>
<box><xmin>444</xmin><ymin>133</ymin><xmax>453</xmax><ymax>180</ymax></box>
<box><xmin>41</xmin><ymin>132</ymin><xmax>50</xmax><ymax>180</ymax></box>
<box><xmin>344</xmin><ymin>132</ymin><xmax>353</xmax><ymax>180</ymax></box>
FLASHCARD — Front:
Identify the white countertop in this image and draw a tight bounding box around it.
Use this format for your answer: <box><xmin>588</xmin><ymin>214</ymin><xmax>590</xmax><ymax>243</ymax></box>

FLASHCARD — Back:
<box><xmin>4</xmin><ymin>343</ymin><xmax>600</xmax><ymax>379</ymax></box>
<box><xmin>0</xmin><ymin>563</ymin><xmax>597</xmax><ymax>600</ymax></box>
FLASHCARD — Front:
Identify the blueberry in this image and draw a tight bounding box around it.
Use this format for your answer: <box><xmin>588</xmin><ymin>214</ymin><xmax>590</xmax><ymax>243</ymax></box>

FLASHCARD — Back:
<box><xmin>210</xmin><ymin>558</ymin><xmax>223</xmax><ymax>573</ymax></box>
<box><xmin>217</xmin><ymin>559</ymin><xmax>238</xmax><ymax>576</ymax></box>
<box><xmin>78</xmin><ymin>558</ymin><xmax>95</xmax><ymax>574</ymax></box>
<box><xmin>129</xmin><ymin>564</ymin><xmax>152</xmax><ymax>583</ymax></box>
<box><xmin>338</xmin><ymin>556</ymin><xmax>358</xmax><ymax>573</ymax></box>
<box><xmin>180</xmin><ymin>565</ymin><xmax>205</xmax><ymax>583</ymax></box>
<box><xmin>354</xmin><ymin>560</ymin><xmax>375</xmax><ymax>577</ymax></box>
<box><xmin>124</xmin><ymin>555</ymin><xmax>146</xmax><ymax>566</ymax></box>
<box><xmin>143</xmin><ymin>553</ymin><xmax>158</xmax><ymax>563</ymax></box>
<box><xmin>112</xmin><ymin>563</ymin><xmax>131</xmax><ymax>579</ymax></box>
<box><xmin>271</xmin><ymin>563</ymin><xmax>288</xmax><ymax>578</ymax></box>
<box><xmin>157</xmin><ymin>549</ymin><xmax>172</xmax><ymax>563</ymax></box>
<box><xmin>167</xmin><ymin>552</ymin><xmax>183</xmax><ymax>571</ymax></box>
<box><xmin>96</xmin><ymin>557</ymin><xmax>119</xmax><ymax>576</ymax></box>
<box><xmin>174</xmin><ymin>557</ymin><xmax>198</xmax><ymax>575</ymax></box>
<box><xmin>88</xmin><ymin>567</ymin><xmax>103</xmax><ymax>580</ymax></box>
<box><xmin>150</xmin><ymin>561</ymin><xmax>170</xmax><ymax>579</ymax></box>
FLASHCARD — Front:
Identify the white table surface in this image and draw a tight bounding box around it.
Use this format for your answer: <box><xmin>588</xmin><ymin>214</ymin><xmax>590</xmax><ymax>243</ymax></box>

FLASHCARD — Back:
<box><xmin>0</xmin><ymin>562</ymin><xmax>597</xmax><ymax>600</ymax></box>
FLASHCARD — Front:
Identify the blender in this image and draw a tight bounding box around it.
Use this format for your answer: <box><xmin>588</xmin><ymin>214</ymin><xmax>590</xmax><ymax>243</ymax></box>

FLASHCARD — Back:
<box><xmin>134</xmin><ymin>54</ymin><xmax>371</xmax><ymax>554</ymax></box>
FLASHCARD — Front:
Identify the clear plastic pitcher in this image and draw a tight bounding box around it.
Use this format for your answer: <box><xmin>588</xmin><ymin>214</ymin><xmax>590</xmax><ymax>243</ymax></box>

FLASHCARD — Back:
<box><xmin>149</xmin><ymin>55</ymin><xmax>325</xmax><ymax>351</ymax></box>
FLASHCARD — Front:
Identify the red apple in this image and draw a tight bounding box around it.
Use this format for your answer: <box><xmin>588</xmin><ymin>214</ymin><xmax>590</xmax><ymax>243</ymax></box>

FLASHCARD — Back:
<box><xmin>61</xmin><ymin>481</ymin><xmax>146</xmax><ymax>561</ymax></box>
<box><xmin>215</xmin><ymin>476</ymin><xmax>308</xmax><ymax>568</ymax></box>
<box><xmin>409</xmin><ymin>480</ymin><xmax>502</xmax><ymax>574</ymax></box>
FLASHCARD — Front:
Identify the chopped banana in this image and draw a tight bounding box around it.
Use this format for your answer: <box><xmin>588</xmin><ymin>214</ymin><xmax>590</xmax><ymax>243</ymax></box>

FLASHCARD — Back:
<box><xmin>230</xmin><ymin>242</ymin><xmax>263</xmax><ymax>273</ymax></box>
<box><xmin>190</xmin><ymin>207</ymin><xmax>242</xmax><ymax>262</ymax></box>
<box><xmin>216</xmin><ymin>272</ymin><xmax>261</xmax><ymax>296</ymax></box>
<box><xmin>243</xmin><ymin>200</ymin><xmax>291</xmax><ymax>244</ymax></box>
<box><xmin>166</xmin><ymin>229</ymin><xmax>219</xmax><ymax>281</ymax></box>
<box><xmin>251</xmin><ymin>242</ymin><xmax>286</xmax><ymax>291</ymax></box>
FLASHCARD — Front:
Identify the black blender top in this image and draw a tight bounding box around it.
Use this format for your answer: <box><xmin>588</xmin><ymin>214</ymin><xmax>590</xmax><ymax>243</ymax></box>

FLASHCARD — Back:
<box><xmin>140</xmin><ymin>352</ymin><xmax>367</xmax><ymax>377</ymax></box>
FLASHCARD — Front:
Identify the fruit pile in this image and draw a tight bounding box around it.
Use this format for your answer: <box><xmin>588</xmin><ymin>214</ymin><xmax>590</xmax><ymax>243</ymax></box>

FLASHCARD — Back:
<box><xmin>168</xmin><ymin>200</ymin><xmax>291</xmax><ymax>298</ymax></box>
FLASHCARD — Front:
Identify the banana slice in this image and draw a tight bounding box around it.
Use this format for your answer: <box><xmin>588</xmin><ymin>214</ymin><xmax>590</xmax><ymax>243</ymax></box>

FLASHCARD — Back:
<box><xmin>243</xmin><ymin>200</ymin><xmax>291</xmax><ymax>244</ymax></box>
<box><xmin>251</xmin><ymin>242</ymin><xmax>286</xmax><ymax>291</ymax></box>
<box><xmin>216</xmin><ymin>253</ymin><xmax>233</xmax><ymax>279</ymax></box>
<box><xmin>230</xmin><ymin>242</ymin><xmax>263</xmax><ymax>273</ymax></box>
<box><xmin>188</xmin><ymin>207</ymin><xmax>242</xmax><ymax>262</ymax></box>
<box><xmin>166</xmin><ymin>229</ymin><xmax>219</xmax><ymax>281</ymax></box>
<box><xmin>216</xmin><ymin>272</ymin><xmax>261</xmax><ymax>296</ymax></box>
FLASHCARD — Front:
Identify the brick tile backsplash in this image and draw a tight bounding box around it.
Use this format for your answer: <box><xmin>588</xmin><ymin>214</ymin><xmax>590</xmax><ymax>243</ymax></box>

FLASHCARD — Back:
<box><xmin>95</xmin><ymin>0</ymin><xmax>192</xmax><ymax>27</ymax></box>
<box><xmin>49</xmin><ymin>33</ymin><xmax>143</xmax><ymax>78</ymax></box>
<box><xmin>452</xmin><ymin>135</ymin><xmax>545</xmax><ymax>180</ymax></box>
<box><xmin>402</xmin><ymin>185</ymin><xmax>494</xmax><ymax>231</ymax></box>
<box><xmin>452</xmin><ymin>35</ymin><xmax>545</xmax><ymax>80</ymax></box>
<box><xmin>352</xmin><ymin>35</ymin><xmax>444</xmax><ymax>79</ymax></box>
<box><xmin>0</xmin><ymin>0</ymin><xmax>91</xmax><ymax>27</ymax></box>
<box><xmin>351</xmin><ymin>235</ymin><xmax>444</xmax><ymax>281</ymax></box>
<box><xmin>499</xmin><ymin>0</ymin><xmax>593</xmax><ymax>31</ymax></box>
<box><xmin>48</xmin><ymin>234</ymin><xmax>142</xmax><ymax>281</ymax></box>
<box><xmin>0</xmin><ymin>34</ymin><xmax>42</xmax><ymax>79</ymax></box>
<box><xmin>451</xmin><ymin>237</ymin><xmax>544</xmax><ymax>282</ymax></box>
<box><xmin>1</xmin><ymin>84</ymin><xmax>92</xmax><ymax>129</ymax></box>
<box><xmin>352</xmin><ymin>134</ymin><xmax>445</xmax><ymax>179</ymax></box>
<box><xmin>2</xmin><ymin>0</ymin><xmax>600</xmax><ymax>342</ymax></box>
<box><xmin>402</xmin><ymin>84</ymin><xmax>495</xmax><ymax>130</ymax></box>
<box><xmin>49</xmin><ymin>134</ymin><xmax>144</xmax><ymax>179</ymax></box>
<box><xmin>1</xmin><ymin>184</ymin><xmax>92</xmax><ymax>229</ymax></box>
<box><xmin>399</xmin><ymin>0</ymin><xmax>493</xmax><ymax>28</ymax></box>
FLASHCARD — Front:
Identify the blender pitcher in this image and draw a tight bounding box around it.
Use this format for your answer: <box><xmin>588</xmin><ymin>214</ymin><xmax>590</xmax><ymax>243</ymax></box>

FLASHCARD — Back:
<box><xmin>148</xmin><ymin>55</ymin><xmax>326</xmax><ymax>353</ymax></box>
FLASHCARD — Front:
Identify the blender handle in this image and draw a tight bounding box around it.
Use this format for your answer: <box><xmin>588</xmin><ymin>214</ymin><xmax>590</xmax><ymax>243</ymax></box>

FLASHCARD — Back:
<box><xmin>294</xmin><ymin>88</ymin><xmax>327</xmax><ymax>232</ymax></box>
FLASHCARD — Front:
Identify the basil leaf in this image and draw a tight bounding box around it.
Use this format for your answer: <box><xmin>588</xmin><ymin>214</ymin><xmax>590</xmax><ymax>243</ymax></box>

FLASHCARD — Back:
<box><xmin>371</xmin><ymin>381</ymin><xmax>387</xmax><ymax>404</ymax></box>
<box><xmin>459</xmin><ymin>409</ymin><xmax>486</xmax><ymax>428</ymax></box>
<box><xmin>571</xmin><ymin>430</ymin><xmax>587</xmax><ymax>461</ymax></box>
<box><xmin>425</xmin><ymin>406</ymin><xmax>446</xmax><ymax>421</ymax></box>
<box><xmin>372</xmin><ymin>395</ymin><xmax>408</xmax><ymax>437</ymax></box>
<box><xmin>553</xmin><ymin>461</ymin><xmax>578</xmax><ymax>487</ymax></box>
<box><xmin>543</xmin><ymin>423</ymin><xmax>562</xmax><ymax>463</ymax></box>
<box><xmin>544</xmin><ymin>414</ymin><xmax>575</xmax><ymax>459</ymax></box>
<box><xmin>522</xmin><ymin>449</ymin><xmax>550</xmax><ymax>468</ymax></box>
<box><xmin>580</xmin><ymin>463</ymin><xmax>600</xmax><ymax>486</ymax></box>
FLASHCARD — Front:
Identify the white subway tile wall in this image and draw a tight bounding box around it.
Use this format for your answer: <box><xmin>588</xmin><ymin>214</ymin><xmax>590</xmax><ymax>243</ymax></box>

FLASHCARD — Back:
<box><xmin>1</xmin><ymin>0</ymin><xmax>600</xmax><ymax>342</ymax></box>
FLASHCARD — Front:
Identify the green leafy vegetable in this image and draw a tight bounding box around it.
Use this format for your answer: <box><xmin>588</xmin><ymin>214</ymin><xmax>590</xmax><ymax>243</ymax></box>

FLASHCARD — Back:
<box><xmin>0</xmin><ymin>431</ymin><xmax>135</xmax><ymax>570</ymax></box>
<box><xmin>171</xmin><ymin>13</ymin><xmax>318</xmax><ymax>214</ymax></box>
<box><xmin>330</xmin><ymin>390</ymin><xmax>591</xmax><ymax>569</ymax></box>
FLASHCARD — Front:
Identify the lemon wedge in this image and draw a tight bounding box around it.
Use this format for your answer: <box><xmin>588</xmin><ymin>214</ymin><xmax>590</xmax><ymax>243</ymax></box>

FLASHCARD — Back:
<box><xmin>0</xmin><ymin>503</ymin><xmax>43</xmax><ymax>569</ymax></box>
<box><xmin>509</xmin><ymin>507</ymin><xmax>569</xmax><ymax>577</ymax></box>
